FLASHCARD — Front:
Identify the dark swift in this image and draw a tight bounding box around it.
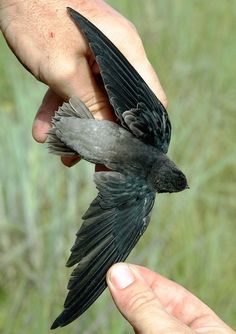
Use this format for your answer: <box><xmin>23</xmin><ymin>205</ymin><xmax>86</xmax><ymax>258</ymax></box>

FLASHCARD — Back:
<box><xmin>48</xmin><ymin>7</ymin><xmax>188</xmax><ymax>329</ymax></box>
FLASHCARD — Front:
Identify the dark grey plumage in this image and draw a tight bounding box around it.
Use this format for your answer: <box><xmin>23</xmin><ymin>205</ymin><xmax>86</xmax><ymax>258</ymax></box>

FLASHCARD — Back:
<box><xmin>48</xmin><ymin>8</ymin><xmax>188</xmax><ymax>329</ymax></box>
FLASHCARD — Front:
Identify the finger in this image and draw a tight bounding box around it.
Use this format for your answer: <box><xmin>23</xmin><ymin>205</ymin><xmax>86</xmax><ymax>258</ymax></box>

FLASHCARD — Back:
<box><xmin>134</xmin><ymin>57</ymin><xmax>168</xmax><ymax>108</ymax></box>
<box><xmin>107</xmin><ymin>263</ymin><xmax>193</xmax><ymax>334</ymax></box>
<box><xmin>33</xmin><ymin>57</ymin><xmax>114</xmax><ymax>165</ymax></box>
<box><xmin>32</xmin><ymin>88</ymin><xmax>63</xmax><ymax>143</ymax></box>
<box><xmin>33</xmin><ymin>89</ymin><xmax>80</xmax><ymax>167</ymax></box>
<box><xmin>61</xmin><ymin>156</ymin><xmax>80</xmax><ymax>167</ymax></box>
<box><xmin>127</xmin><ymin>265</ymin><xmax>228</xmax><ymax>330</ymax></box>
<box><xmin>44</xmin><ymin>57</ymin><xmax>115</xmax><ymax>167</ymax></box>
<box><xmin>48</xmin><ymin>55</ymin><xmax>115</xmax><ymax>122</ymax></box>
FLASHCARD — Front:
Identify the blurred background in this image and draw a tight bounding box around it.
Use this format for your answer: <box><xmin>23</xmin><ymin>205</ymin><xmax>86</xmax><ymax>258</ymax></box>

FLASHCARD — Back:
<box><xmin>0</xmin><ymin>0</ymin><xmax>235</xmax><ymax>333</ymax></box>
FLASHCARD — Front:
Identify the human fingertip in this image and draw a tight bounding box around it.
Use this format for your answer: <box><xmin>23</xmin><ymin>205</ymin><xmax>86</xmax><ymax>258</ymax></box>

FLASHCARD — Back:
<box><xmin>107</xmin><ymin>263</ymin><xmax>135</xmax><ymax>290</ymax></box>
<box><xmin>32</xmin><ymin>118</ymin><xmax>51</xmax><ymax>143</ymax></box>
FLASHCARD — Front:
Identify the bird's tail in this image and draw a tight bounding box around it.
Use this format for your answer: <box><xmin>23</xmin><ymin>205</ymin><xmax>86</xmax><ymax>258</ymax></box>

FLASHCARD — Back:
<box><xmin>47</xmin><ymin>97</ymin><xmax>94</xmax><ymax>156</ymax></box>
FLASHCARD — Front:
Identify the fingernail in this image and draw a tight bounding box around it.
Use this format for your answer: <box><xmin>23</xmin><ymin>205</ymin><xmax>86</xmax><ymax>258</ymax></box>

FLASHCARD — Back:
<box><xmin>109</xmin><ymin>263</ymin><xmax>135</xmax><ymax>289</ymax></box>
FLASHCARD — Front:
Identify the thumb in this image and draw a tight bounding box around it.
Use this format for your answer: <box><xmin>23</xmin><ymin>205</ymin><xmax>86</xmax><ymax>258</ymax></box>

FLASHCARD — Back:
<box><xmin>107</xmin><ymin>263</ymin><xmax>193</xmax><ymax>334</ymax></box>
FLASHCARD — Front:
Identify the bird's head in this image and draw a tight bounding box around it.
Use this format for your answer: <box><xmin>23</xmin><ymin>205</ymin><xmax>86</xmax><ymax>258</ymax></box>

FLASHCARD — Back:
<box><xmin>148</xmin><ymin>159</ymin><xmax>189</xmax><ymax>193</ymax></box>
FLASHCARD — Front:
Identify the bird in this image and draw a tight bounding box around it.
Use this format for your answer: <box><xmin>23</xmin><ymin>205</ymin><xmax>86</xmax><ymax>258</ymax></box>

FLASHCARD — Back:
<box><xmin>47</xmin><ymin>7</ymin><xmax>188</xmax><ymax>329</ymax></box>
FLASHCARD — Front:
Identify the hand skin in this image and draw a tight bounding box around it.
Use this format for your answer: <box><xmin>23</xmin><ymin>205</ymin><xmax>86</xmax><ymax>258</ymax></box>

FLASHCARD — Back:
<box><xmin>0</xmin><ymin>3</ymin><xmax>234</xmax><ymax>332</ymax></box>
<box><xmin>0</xmin><ymin>0</ymin><xmax>167</xmax><ymax>166</ymax></box>
<box><xmin>107</xmin><ymin>263</ymin><xmax>235</xmax><ymax>334</ymax></box>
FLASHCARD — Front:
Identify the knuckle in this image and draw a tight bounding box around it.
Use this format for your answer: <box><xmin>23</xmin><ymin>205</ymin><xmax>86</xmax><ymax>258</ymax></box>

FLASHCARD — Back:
<box><xmin>50</xmin><ymin>58</ymin><xmax>77</xmax><ymax>84</ymax></box>
<box><xmin>161</xmin><ymin>93</ymin><xmax>168</xmax><ymax>108</ymax></box>
<box><xmin>128</xmin><ymin>26</ymin><xmax>143</xmax><ymax>49</ymax></box>
<box><xmin>116</xmin><ymin>17</ymin><xmax>143</xmax><ymax>51</ymax></box>
<box><xmin>127</xmin><ymin>290</ymin><xmax>157</xmax><ymax>314</ymax></box>
<box><xmin>38</xmin><ymin>55</ymin><xmax>77</xmax><ymax>87</ymax></box>
<box><xmin>125</xmin><ymin>19</ymin><xmax>138</xmax><ymax>35</ymax></box>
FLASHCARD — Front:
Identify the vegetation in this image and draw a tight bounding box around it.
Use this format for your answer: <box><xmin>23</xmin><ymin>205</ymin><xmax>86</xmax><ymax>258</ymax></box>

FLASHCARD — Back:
<box><xmin>0</xmin><ymin>1</ymin><xmax>235</xmax><ymax>333</ymax></box>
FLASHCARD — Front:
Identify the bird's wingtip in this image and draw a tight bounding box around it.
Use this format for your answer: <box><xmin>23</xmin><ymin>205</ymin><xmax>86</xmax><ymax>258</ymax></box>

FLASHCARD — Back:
<box><xmin>50</xmin><ymin>314</ymin><xmax>64</xmax><ymax>330</ymax></box>
<box><xmin>66</xmin><ymin>7</ymin><xmax>73</xmax><ymax>14</ymax></box>
<box><xmin>67</xmin><ymin>7</ymin><xmax>78</xmax><ymax>20</ymax></box>
<box><xmin>50</xmin><ymin>321</ymin><xmax>59</xmax><ymax>330</ymax></box>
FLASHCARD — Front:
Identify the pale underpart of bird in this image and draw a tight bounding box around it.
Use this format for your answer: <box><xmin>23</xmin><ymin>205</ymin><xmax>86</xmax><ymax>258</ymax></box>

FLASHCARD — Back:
<box><xmin>47</xmin><ymin>7</ymin><xmax>188</xmax><ymax>329</ymax></box>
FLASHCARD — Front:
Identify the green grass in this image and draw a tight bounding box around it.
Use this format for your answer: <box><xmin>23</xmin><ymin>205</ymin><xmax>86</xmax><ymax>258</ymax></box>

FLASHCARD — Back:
<box><xmin>0</xmin><ymin>0</ymin><xmax>235</xmax><ymax>333</ymax></box>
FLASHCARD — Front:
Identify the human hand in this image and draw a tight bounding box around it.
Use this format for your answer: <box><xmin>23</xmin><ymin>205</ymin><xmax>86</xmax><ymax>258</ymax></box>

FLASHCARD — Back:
<box><xmin>107</xmin><ymin>263</ymin><xmax>235</xmax><ymax>334</ymax></box>
<box><xmin>0</xmin><ymin>0</ymin><xmax>167</xmax><ymax>166</ymax></box>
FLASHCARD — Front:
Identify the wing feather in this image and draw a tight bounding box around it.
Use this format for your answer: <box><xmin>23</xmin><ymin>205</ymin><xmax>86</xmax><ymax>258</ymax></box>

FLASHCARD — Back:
<box><xmin>51</xmin><ymin>172</ymin><xmax>155</xmax><ymax>329</ymax></box>
<box><xmin>68</xmin><ymin>8</ymin><xmax>171</xmax><ymax>153</ymax></box>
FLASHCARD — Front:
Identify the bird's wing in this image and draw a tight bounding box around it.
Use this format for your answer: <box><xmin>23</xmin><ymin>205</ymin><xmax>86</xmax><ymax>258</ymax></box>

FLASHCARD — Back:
<box><xmin>51</xmin><ymin>171</ymin><xmax>155</xmax><ymax>329</ymax></box>
<box><xmin>68</xmin><ymin>8</ymin><xmax>171</xmax><ymax>153</ymax></box>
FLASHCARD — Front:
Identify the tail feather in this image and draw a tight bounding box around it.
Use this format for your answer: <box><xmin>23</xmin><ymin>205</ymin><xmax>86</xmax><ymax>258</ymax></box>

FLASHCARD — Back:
<box><xmin>69</xmin><ymin>96</ymin><xmax>94</xmax><ymax>119</ymax></box>
<box><xmin>47</xmin><ymin>97</ymin><xmax>94</xmax><ymax>156</ymax></box>
<box><xmin>47</xmin><ymin>128</ymin><xmax>77</xmax><ymax>156</ymax></box>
